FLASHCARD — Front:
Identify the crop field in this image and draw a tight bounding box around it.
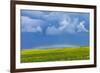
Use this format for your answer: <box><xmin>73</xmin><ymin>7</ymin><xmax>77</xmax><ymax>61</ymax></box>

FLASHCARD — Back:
<box><xmin>21</xmin><ymin>46</ymin><xmax>89</xmax><ymax>63</ymax></box>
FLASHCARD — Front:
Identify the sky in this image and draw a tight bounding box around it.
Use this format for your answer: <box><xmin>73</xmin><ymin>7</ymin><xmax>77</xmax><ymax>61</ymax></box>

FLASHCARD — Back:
<box><xmin>21</xmin><ymin>10</ymin><xmax>90</xmax><ymax>49</ymax></box>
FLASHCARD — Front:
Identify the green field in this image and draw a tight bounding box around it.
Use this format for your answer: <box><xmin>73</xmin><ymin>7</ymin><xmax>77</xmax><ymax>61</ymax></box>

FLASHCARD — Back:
<box><xmin>21</xmin><ymin>46</ymin><xmax>89</xmax><ymax>63</ymax></box>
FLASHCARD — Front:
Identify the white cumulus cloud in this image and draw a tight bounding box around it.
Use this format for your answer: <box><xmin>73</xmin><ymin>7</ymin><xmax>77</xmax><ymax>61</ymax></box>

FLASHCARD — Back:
<box><xmin>21</xmin><ymin>16</ymin><xmax>45</xmax><ymax>32</ymax></box>
<box><xmin>58</xmin><ymin>16</ymin><xmax>79</xmax><ymax>34</ymax></box>
<box><xmin>46</xmin><ymin>26</ymin><xmax>61</xmax><ymax>35</ymax></box>
<box><xmin>77</xmin><ymin>21</ymin><xmax>88</xmax><ymax>32</ymax></box>
<box><xmin>46</xmin><ymin>16</ymin><xmax>77</xmax><ymax>35</ymax></box>
<box><xmin>59</xmin><ymin>16</ymin><xmax>71</xmax><ymax>31</ymax></box>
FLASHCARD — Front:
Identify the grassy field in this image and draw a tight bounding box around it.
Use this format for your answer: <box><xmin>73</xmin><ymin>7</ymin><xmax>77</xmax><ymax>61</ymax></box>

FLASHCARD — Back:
<box><xmin>21</xmin><ymin>46</ymin><xmax>89</xmax><ymax>63</ymax></box>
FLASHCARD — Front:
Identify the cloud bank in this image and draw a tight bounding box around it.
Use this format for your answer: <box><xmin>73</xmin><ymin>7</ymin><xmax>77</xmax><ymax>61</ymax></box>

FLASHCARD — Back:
<box><xmin>21</xmin><ymin>10</ymin><xmax>89</xmax><ymax>35</ymax></box>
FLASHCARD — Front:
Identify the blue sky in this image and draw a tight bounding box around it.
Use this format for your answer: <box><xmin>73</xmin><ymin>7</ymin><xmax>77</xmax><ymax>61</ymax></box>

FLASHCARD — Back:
<box><xmin>21</xmin><ymin>10</ymin><xmax>90</xmax><ymax>49</ymax></box>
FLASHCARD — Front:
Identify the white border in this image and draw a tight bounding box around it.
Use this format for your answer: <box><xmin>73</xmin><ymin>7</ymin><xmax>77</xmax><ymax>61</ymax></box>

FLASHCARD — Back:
<box><xmin>16</xmin><ymin>4</ymin><xmax>94</xmax><ymax>69</ymax></box>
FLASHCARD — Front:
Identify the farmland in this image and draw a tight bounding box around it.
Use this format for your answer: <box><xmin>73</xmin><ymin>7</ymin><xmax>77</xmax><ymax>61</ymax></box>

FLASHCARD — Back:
<box><xmin>21</xmin><ymin>46</ymin><xmax>89</xmax><ymax>63</ymax></box>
